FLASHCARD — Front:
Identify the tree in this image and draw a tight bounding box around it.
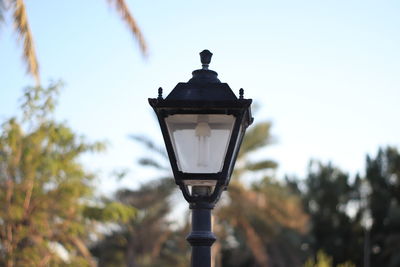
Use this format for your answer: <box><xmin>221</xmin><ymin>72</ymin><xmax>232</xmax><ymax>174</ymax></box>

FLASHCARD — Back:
<box><xmin>288</xmin><ymin>147</ymin><xmax>400</xmax><ymax>267</ymax></box>
<box><xmin>91</xmin><ymin>136</ymin><xmax>189</xmax><ymax>267</ymax></box>
<box><xmin>0</xmin><ymin>83</ymin><xmax>135</xmax><ymax>266</ymax></box>
<box><xmin>216</xmin><ymin>122</ymin><xmax>309</xmax><ymax>267</ymax></box>
<box><xmin>92</xmin><ymin>177</ymin><xmax>187</xmax><ymax>267</ymax></box>
<box><xmin>92</xmin><ymin>121</ymin><xmax>308</xmax><ymax>267</ymax></box>
<box><xmin>365</xmin><ymin>147</ymin><xmax>400</xmax><ymax>267</ymax></box>
<box><xmin>297</xmin><ymin>161</ymin><xmax>364</xmax><ymax>266</ymax></box>
<box><xmin>0</xmin><ymin>0</ymin><xmax>147</xmax><ymax>85</ymax></box>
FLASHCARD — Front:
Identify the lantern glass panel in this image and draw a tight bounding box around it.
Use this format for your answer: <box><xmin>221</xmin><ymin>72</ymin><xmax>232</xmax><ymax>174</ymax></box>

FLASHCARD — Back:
<box><xmin>165</xmin><ymin>114</ymin><xmax>235</xmax><ymax>173</ymax></box>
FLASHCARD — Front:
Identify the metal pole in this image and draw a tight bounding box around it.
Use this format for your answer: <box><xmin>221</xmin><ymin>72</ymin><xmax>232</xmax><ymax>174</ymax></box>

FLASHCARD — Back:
<box><xmin>363</xmin><ymin>228</ymin><xmax>370</xmax><ymax>267</ymax></box>
<box><xmin>186</xmin><ymin>187</ymin><xmax>216</xmax><ymax>267</ymax></box>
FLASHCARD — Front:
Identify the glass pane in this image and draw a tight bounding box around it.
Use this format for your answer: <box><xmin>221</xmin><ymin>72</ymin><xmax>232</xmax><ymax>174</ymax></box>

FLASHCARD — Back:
<box><xmin>165</xmin><ymin>114</ymin><xmax>235</xmax><ymax>173</ymax></box>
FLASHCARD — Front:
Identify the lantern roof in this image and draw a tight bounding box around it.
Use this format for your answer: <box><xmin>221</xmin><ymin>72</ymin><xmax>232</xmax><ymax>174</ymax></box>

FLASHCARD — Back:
<box><xmin>164</xmin><ymin>50</ymin><xmax>238</xmax><ymax>102</ymax></box>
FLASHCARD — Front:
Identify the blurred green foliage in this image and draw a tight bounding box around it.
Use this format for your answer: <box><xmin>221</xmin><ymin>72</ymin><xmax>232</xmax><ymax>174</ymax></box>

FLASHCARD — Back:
<box><xmin>0</xmin><ymin>83</ymin><xmax>135</xmax><ymax>266</ymax></box>
<box><xmin>304</xmin><ymin>251</ymin><xmax>355</xmax><ymax>267</ymax></box>
<box><xmin>2</xmin><ymin>83</ymin><xmax>400</xmax><ymax>267</ymax></box>
<box><xmin>91</xmin><ymin>117</ymin><xmax>400</xmax><ymax>267</ymax></box>
<box><xmin>216</xmin><ymin>121</ymin><xmax>308</xmax><ymax>267</ymax></box>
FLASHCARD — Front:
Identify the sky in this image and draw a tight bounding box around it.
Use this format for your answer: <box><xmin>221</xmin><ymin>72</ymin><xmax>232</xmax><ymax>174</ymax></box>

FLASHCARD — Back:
<box><xmin>1</xmin><ymin>0</ymin><xmax>400</xmax><ymax>195</ymax></box>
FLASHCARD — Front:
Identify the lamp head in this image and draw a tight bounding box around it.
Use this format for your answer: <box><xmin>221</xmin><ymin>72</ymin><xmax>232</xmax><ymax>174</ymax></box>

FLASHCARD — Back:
<box><xmin>149</xmin><ymin>50</ymin><xmax>253</xmax><ymax>205</ymax></box>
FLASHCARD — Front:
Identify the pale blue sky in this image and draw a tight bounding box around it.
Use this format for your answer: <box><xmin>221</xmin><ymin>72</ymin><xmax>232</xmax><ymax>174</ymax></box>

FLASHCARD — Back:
<box><xmin>1</xmin><ymin>0</ymin><xmax>400</xmax><ymax>193</ymax></box>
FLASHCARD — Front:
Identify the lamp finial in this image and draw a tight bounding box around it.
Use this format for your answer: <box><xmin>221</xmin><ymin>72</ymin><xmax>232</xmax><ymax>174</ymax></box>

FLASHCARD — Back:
<box><xmin>200</xmin><ymin>50</ymin><xmax>213</xmax><ymax>70</ymax></box>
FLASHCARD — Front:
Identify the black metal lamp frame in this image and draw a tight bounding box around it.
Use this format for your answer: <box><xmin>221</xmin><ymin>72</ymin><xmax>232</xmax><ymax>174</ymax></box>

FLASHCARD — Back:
<box><xmin>148</xmin><ymin>50</ymin><xmax>253</xmax><ymax>267</ymax></box>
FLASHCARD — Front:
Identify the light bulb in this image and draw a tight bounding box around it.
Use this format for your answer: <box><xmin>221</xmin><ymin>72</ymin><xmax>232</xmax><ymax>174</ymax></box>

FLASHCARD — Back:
<box><xmin>195</xmin><ymin>121</ymin><xmax>211</xmax><ymax>167</ymax></box>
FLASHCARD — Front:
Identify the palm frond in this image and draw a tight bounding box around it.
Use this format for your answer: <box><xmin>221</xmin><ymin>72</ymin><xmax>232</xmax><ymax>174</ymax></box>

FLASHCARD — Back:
<box><xmin>116</xmin><ymin>177</ymin><xmax>175</xmax><ymax>208</ymax></box>
<box><xmin>239</xmin><ymin>122</ymin><xmax>273</xmax><ymax>158</ymax></box>
<box><xmin>246</xmin><ymin>160</ymin><xmax>277</xmax><ymax>171</ymax></box>
<box><xmin>0</xmin><ymin>0</ymin><xmax>6</xmax><ymax>24</ymax></box>
<box><xmin>130</xmin><ymin>134</ymin><xmax>167</xmax><ymax>159</ymax></box>
<box><xmin>11</xmin><ymin>0</ymin><xmax>40</xmax><ymax>85</ymax></box>
<box><xmin>138</xmin><ymin>157</ymin><xmax>168</xmax><ymax>170</ymax></box>
<box><xmin>107</xmin><ymin>0</ymin><xmax>147</xmax><ymax>56</ymax></box>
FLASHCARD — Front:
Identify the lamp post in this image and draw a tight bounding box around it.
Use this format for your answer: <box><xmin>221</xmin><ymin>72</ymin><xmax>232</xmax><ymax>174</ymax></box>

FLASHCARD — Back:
<box><xmin>149</xmin><ymin>50</ymin><xmax>253</xmax><ymax>267</ymax></box>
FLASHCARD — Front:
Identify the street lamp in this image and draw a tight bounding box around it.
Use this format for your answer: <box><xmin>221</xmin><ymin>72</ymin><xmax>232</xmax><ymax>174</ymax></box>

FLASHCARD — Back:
<box><xmin>149</xmin><ymin>50</ymin><xmax>253</xmax><ymax>267</ymax></box>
